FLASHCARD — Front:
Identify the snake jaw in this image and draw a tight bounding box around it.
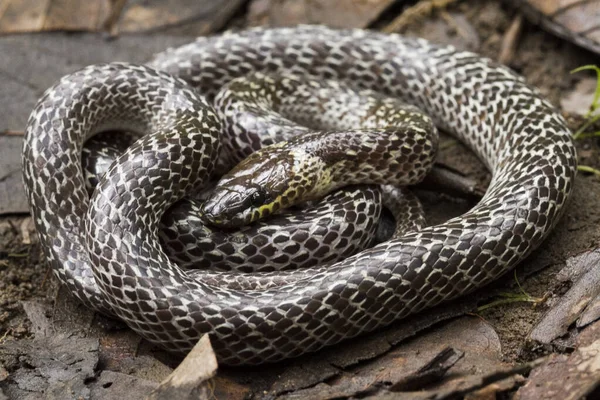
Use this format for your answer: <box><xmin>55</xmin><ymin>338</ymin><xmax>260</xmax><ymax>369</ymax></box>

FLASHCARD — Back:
<box><xmin>200</xmin><ymin>186</ymin><xmax>256</xmax><ymax>227</ymax></box>
<box><xmin>202</xmin><ymin>147</ymin><xmax>296</xmax><ymax>227</ymax></box>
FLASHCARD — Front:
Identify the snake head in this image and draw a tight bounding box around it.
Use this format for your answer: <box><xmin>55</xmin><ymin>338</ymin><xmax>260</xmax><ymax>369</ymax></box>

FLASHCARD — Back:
<box><xmin>200</xmin><ymin>149</ymin><xmax>295</xmax><ymax>227</ymax></box>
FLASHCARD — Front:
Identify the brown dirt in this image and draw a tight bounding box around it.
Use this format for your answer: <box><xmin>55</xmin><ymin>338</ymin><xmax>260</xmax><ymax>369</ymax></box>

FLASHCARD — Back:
<box><xmin>1</xmin><ymin>0</ymin><xmax>600</xmax><ymax>388</ymax></box>
<box><xmin>0</xmin><ymin>218</ymin><xmax>51</xmax><ymax>343</ymax></box>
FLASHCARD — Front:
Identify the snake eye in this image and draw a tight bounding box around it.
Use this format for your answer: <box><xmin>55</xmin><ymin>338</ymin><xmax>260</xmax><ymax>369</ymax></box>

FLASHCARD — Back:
<box><xmin>250</xmin><ymin>189</ymin><xmax>266</xmax><ymax>207</ymax></box>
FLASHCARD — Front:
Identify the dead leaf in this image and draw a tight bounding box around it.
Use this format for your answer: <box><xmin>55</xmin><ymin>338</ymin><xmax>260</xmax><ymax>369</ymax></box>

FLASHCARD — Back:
<box><xmin>0</xmin><ymin>0</ymin><xmax>113</xmax><ymax>34</ymax></box>
<box><xmin>0</xmin><ymin>0</ymin><xmax>246</xmax><ymax>36</ymax></box>
<box><xmin>247</xmin><ymin>0</ymin><xmax>396</xmax><ymax>29</ymax></box>
<box><xmin>91</xmin><ymin>371</ymin><xmax>159</xmax><ymax>400</ymax></box>
<box><xmin>0</xmin><ymin>335</ymin><xmax>99</xmax><ymax>399</ymax></box>
<box><xmin>117</xmin><ymin>0</ymin><xmax>246</xmax><ymax>35</ymax></box>
<box><xmin>512</xmin><ymin>0</ymin><xmax>600</xmax><ymax>55</ymax></box>
<box><xmin>148</xmin><ymin>335</ymin><xmax>218</xmax><ymax>400</ymax></box>
<box><xmin>517</xmin><ymin>320</ymin><xmax>600</xmax><ymax>400</ymax></box>
<box><xmin>276</xmin><ymin>317</ymin><xmax>511</xmax><ymax>399</ymax></box>
<box><xmin>561</xmin><ymin>78</ymin><xmax>598</xmax><ymax>116</ymax></box>
<box><xmin>529</xmin><ymin>249</ymin><xmax>600</xmax><ymax>344</ymax></box>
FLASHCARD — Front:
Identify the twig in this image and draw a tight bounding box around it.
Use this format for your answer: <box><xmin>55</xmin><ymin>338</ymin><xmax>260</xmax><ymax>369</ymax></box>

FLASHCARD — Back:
<box><xmin>0</xmin><ymin>328</ymin><xmax>12</xmax><ymax>344</ymax></box>
<box><xmin>20</xmin><ymin>217</ymin><xmax>31</xmax><ymax>245</ymax></box>
<box><xmin>40</xmin><ymin>266</ymin><xmax>52</xmax><ymax>289</ymax></box>
<box><xmin>439</xmin><ymin>10</ymin><xmax>470</xmax><ymax>41</ymax></box>
<box><xmin>0</xmin><ymin>130</ymin><xmax>24</xmax><ymax>136</ymax></box>
<box><xmin>103</xmin><ymin>0</ymin><xmax>128</xmax><ymax>36</ymax></box>
<box><xmin>499</xmin><ymin>15</ymin><xmax>523</xmax><ymax>65</ymax></box>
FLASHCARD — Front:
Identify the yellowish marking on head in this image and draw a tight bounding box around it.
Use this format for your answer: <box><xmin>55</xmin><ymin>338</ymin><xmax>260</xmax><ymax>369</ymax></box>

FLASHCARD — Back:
<box><xmin>254</xmin><ymin>201</ymin><xmax>279</xmax><ymax>220</ymax></box>
<box><xmin>249</xmin><ymin>147</ymin><xmax>350</xmax><ymax>222</ymax></box>
<box><xmin>270</xmin><ymin>141</ymin><xmax>288</xmax><ymax>149</ymax></box>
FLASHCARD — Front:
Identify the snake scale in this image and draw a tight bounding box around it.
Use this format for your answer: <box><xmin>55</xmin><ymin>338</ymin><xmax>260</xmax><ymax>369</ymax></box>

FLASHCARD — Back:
<box><xmin>22</xmin><ymin>26</ymin><xmax>577</xmax><ymax>365</ymax></box>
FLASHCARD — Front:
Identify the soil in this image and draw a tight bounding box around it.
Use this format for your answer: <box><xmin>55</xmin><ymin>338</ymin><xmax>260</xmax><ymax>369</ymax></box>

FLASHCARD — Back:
<box><xmin>1</xmin><ymin>0</ymin><xmax>600</xmax><ymax>396</ymax></box>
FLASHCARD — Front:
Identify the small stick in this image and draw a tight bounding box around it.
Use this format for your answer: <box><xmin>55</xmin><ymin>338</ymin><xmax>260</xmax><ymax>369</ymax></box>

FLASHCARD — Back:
<box><xmin>102</xmin><ymin>0</ymin><xmax>128</xmax><ymax>37</ymax></box>
<box><xmin>0</xmin><ymin>130</ymin><xmax>24</xmax><ymax>136</ymax></box>
<box><xmin>499</xmin><ymin>14</ymin><xmax>523</xmax><ymax>65</ymax></box>
<box><xmin>417</xmin><ymin>163</ymin><xmax>485</xmax><ymax>199</ymax></box>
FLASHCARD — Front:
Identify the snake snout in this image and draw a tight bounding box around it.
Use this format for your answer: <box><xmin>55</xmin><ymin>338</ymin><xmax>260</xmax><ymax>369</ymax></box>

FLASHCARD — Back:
<box><xmin>200</xmin><ymin>188</ymin><xmax>250</xmax><ymax>227</ymax></box>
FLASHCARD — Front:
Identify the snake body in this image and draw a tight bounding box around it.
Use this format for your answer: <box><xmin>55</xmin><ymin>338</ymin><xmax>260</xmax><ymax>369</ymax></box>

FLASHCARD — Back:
<box><xmin>23</xmin><ymin>26</ymin><xmax>576</xmax><ymax>365</ymax></box>
<box><xmin>161</xmin><ymin>186</ymin><xmax>384</xmax><ymax>272</ymax></box>
<box><xmin>81</xmin><ymin>74</ymin><xmax>430</xmax><ymax>273</ymax></box>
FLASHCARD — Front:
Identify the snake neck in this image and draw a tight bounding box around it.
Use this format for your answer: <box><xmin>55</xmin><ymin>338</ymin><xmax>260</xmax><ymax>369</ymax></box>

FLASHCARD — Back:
<box><xmin>284</xmin><ymin>148</ymin><xmax>333</xmax><ymax>202</ymax></box>
<box><xmin>202</xmin><ymin>126</ymin><xmax>437</xmax><ymax>228</ymax></box>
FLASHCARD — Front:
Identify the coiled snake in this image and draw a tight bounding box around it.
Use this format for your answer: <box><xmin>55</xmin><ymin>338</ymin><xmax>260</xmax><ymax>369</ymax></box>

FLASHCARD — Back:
<box><xmin>22</xmin><ymin>26</ymin><xmax>577</xmax><ymax>365</ymax></box>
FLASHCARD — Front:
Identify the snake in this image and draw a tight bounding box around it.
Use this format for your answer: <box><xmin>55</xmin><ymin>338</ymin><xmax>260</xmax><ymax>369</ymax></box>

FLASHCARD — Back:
<box><xmin>22</xmin><ymin>25</ymin><xmax>577</xmax><ymax>365</ymax></box>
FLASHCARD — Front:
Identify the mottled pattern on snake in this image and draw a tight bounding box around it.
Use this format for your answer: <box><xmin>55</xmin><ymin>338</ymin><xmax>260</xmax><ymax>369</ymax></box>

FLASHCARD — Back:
<box><xmin>161</xmin><ymin>186</ymin><xmax>381</xmax><ymax>272</ymax></box>
<box><xmin>214</xmin><ymin>72</ymin><xmax>435</xmax><ymax>168</ymax></box>
<box><xmin>160</xmin><ymin>185</ymin><xmax>426</xmax><ymax>272</ymax></box>
<box><xmin>80</xmin><ymin>75</ymin><xmax>431</xmax><ymax>273</ymax></box>
<box><xmin>22</xmin><ymin>26</ymin><xmax>577</xmax><ymax>365</ymax></box>
<box><xmin>202</xmin><ymin>125</ymin><xmax>435</xmax><ymax>226</ymax></box>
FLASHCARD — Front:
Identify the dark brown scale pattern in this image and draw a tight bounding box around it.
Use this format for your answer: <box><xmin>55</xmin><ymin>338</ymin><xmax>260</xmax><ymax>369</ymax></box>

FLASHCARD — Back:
<box><xmin>379</xmin><ymin>185</ymin><xmax>426</xmax><ymax>239</ymax></box>
<box><xmin>23</xmin><ymin>26</ymin><xmax>577</xmax><ymax>366</ymax></box>
<box><xmin>160</xmin><ymin>186</ymin><xmax>384</xmax><ymax>272</ymax></box>
<box><xmin>202</xmin><ymin>72</ymin><xmax>435</xmax><ymax>227</ymax></box>
<box><xmin>80</xmin><ymin>77</ymin><xmax>423</xmax><ymax>274</ymax></box>
<box><xmin>81</xmin><ymin>131</ymin><xmax>137</xmax><ymax>192</ymax></box>
<box><xmin>214</xmin><ymin>73</ymin><xmax>434</xmax><ymax>168</ymax></box>
<box><xmin>207</xmin><ymin>125</ymin><xmax>436</xmax><ymax>227</ymax></box>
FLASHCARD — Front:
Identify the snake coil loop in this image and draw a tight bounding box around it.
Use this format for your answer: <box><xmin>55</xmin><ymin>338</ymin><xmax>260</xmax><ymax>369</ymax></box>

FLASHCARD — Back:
<box><xmin>23</xmin><ymin>26</ymin><xmax>576</xmax><ymax>365</ymax></box>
